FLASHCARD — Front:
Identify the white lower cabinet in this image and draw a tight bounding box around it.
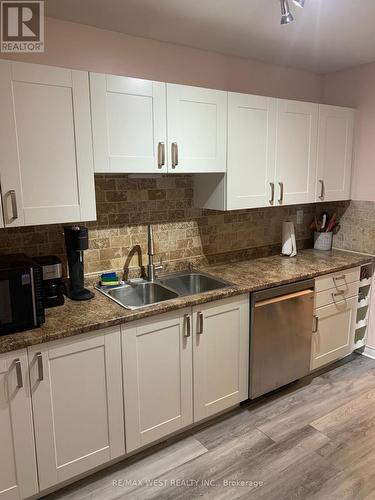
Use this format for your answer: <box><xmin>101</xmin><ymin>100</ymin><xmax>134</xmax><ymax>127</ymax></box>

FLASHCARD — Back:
<box><xmin>0</xmin><ymin>285</ymin><xmax>367</xmax><ymax>497</ymax></box>
<box><xmin>0</xmin><ymin>295</ymin><xmax>249</xmax><ymax>496</ymax></box>
<box><xmin>193</xmin><ymin>295</ymin><xmax>249</xmax><ymax>422</ymax></box>
<box><xmin>311</xmin><ymin>296</ymin><xmax>358</xmax><ymax>370</ymax></box>
<box><xmin>122</xmin><ymin>309</ymin><xmax>193</xmax><ymax>452</ymax></box>
<box><xmin>28</xmin><ymin>327</ymin><xmax>125</xmax><ymax>491</ymax></box>
<box><xmin>0</xmin><ymin>350</ymin><xmax>38</xmax><ymax>500</ymax></box>
<box><xmin>122</xmin><ymin>295</ymin><xmax>249</xmax><ymax>451</ymax></box>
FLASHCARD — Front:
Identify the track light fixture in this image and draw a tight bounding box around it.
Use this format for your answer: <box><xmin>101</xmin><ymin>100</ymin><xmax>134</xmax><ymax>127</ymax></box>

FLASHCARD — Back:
<box><xmin>280</xmin><ymin>0</ymin><xmax>294</xmax><ymax>25</ymax></box>
<box><xmin>280</xmin><ymin>0</ymin><xmax>305</xmax><ymax>25</ymax></box>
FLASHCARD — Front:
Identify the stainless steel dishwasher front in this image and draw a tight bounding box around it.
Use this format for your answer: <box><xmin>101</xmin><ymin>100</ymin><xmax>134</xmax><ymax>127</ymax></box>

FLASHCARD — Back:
<box><xmin>250</xmin><ymin>279</ymin><xmax>315</xmax><ymax>399</ymax></box>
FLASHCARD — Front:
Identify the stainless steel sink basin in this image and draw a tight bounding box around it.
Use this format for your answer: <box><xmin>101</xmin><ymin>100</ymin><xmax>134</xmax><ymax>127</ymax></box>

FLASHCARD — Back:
<box><xmin>96</xmin><ymin>271</ymin><xmax>231</xmax><ymax>310</ymax></box>
<box><xmin>158</xmin><ymin>272</ymin><xmax>230</xmax><ymax>296</ymax></box>
<box><xmin>106</xmin><ymin>282</ymin><xmax>178</xmax><ymax>310</ymax></box>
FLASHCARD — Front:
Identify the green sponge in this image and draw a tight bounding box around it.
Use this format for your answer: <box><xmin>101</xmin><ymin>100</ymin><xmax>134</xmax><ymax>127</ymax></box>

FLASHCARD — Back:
<box><xmin>101</xmin><ymin>272</ymin><xmax>119</xmax><ymax>286</ymax></box>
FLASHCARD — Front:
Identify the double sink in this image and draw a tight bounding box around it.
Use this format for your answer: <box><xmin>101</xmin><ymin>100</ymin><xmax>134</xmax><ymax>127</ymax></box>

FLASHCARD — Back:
<box><xmin>96</xmin><ymin>271</ymin><xmax>231</xmax><ymax>310</ymax></box>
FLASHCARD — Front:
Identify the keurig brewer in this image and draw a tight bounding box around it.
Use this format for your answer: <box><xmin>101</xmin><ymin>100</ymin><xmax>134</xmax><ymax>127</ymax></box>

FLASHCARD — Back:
<box><xmin>64</xmin><ymin>226</ymin><xmax>94</xmax><ymax>301</ymax></box>
<box><xmin>33</xmin><ymin>255</ymin><xmax>65</xmax><ymax>308</ymax></box>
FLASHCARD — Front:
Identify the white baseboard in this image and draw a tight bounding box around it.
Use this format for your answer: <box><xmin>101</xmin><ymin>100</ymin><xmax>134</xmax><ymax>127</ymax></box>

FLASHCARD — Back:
<box><xmin>363</xmin><ymin>346</ymin><xmax>375</xmax><ymax>360</ymax></box>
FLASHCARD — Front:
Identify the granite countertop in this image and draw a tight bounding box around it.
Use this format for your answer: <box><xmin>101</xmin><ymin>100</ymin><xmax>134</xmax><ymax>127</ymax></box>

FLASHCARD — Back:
<box><xmin>0</xmin><ymin>249</ymin><xmax>373</xmax><ymax>354</ymax></box>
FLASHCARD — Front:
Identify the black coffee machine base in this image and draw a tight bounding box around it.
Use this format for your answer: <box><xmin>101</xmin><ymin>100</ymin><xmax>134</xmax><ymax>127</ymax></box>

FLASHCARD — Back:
<box><xmin>64</xmin><ymin>226</ymin><xmax>94</xmax><ymax>302</ymax></box>
<box><xmin>65</xmin><ymin>284</ymin><xmax>94</xmax><ymax>301</ymax></box>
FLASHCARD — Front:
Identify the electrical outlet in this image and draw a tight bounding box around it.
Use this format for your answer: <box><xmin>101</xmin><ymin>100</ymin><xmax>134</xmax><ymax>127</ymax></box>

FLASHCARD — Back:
<box><xmin>296</xmin><ymin>210</ymin><xmax>304</xmax><ymax>225</ymax></box>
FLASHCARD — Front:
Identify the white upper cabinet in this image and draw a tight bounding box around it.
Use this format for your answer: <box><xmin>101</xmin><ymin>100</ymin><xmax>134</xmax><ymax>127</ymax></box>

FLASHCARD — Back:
<box><xmin>166</xmin><ymin>84</ymin><xmax>227</xmax><ymax>173</ymax></box>
<box><xmin>0</xmin><ymin>60</ymin><xmax>96</xmax><ymax>228</ymax></box>
<box><xmin>275</xmin><ymin>99</ymin><xmax>318</xmax><ymax>205</ymax></box>
<box><xmin>226</xmin><ymin>93</ymin><xmax>277</xmax><ymax>209</ymax></box>
<box><xmin>316</xmin><ymin>105</ymin><xmax>355</xmax><ymax>202</ymax></box>
<box><xmin>0</xmin><ymin>350</ymin><xmax>38</xmax><ymax>500</ymax></box>
<box><xmin>90</xmin><ymin>74</ymin><xmax>167</xmax><ymax>173</ymax></box>
<box><xmin>194</xmin><ymin>93</ymin><xmax>277</xmax><ymax>211</ymax></box>
<box><xmin>28</xmin><ymin>327</ymin><xmax>124</xmax><ymax>491</ymax></box>
<box><xmin>89</xmin><ymin>77</ymin><xmax>227</xmax><ymax>174</ymax></box>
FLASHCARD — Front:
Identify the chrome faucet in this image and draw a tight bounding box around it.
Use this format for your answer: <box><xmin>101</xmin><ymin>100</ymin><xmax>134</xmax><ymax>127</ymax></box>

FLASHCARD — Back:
<box><xmin>146</xmin><ymin>224</ymin><xmax>163</xmax><ymax>281</ymax></box>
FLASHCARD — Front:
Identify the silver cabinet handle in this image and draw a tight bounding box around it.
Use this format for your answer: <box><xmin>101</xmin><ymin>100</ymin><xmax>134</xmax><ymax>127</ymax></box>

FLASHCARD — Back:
<box><xmin>171</xmin><ymin>142</ymin><xmax>178</xmax><ymax>169</ymax></box>
<box><xmin>319</xmin><ymin>179</ymin><xmax>325</xmax><ymax>200</ymax></box>
<box><xmin>157</xmin><ymin>142</ymin><xmax>165</xmax><ymax>169</ymax></box>
<box><xmin>184</xmin><ymin>314</ymin><xmax>191</xmax><ymax>338</ymax></box>
<box><xmin>332</xmin><ymin>290</ymin><xmax>346</xmax><ymax>304</ymax></box>
<box><xmin>9</xmin><ymin>190</ymin><xmax>18</xmax><ymax>220</ymax></box>
<box><xmin>278</xmin><ymin>182</ymin><xmax>284</xmax><ymax>203</ymax></box>
<box><xmin>333</xmin><ymin>275</ymin><xmax>346</xmax><ymax>284</ymax></box>
<box><xmin>36</xmin><ymin>352</ymin><xmax>44</xmax><ymax>381</ymax></box>
<box><xmin>14</xmin><ymin>359</ymin><xmax>23</xmax><ymax>388</ymax></box>
<box><xmin>197</xmin><ymin>312</ymin><xmax>204</xmax><ymax>335</ymax></box>
<box><xmin>269</xmin><ymin>182</ymin><xmax>275</xmax><ymax>205</ymax></box>
<box><xmin>313</xmin><ymin>315</ymin><xmax>319</xmax><ymax>333</ymax></box>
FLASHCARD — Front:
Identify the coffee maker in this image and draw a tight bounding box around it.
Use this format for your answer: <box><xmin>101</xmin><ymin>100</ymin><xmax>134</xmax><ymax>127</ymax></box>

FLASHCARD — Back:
<box><xmin>33</xmin><ymin>255</ymin><xmax>65</xmax><ymax>308</ymax></box>
<box><xmin>64</xmin><ymin>226</ymin><xmax>94</xmax><ymax>301</ymax></box>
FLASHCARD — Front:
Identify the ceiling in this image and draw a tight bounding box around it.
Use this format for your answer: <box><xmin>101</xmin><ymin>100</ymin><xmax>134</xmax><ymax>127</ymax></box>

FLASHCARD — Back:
<box><xmin>45</xmin><ymin>0</ymin><xmax>375</xmax><ymax>74</ymax></box>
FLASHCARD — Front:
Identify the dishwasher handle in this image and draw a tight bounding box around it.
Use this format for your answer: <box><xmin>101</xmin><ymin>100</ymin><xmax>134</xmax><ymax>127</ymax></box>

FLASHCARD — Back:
<box><xmin>255</xmin><ymin>289</ymin><xmax>314</xmax><ymax>308</ymax></box>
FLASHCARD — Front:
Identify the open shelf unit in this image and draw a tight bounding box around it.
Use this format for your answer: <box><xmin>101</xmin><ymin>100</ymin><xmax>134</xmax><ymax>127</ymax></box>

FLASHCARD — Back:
<box><xmin>354</xmin><ymin>263</ymin><xmax>373</xmax><ymax>350</ymax></box>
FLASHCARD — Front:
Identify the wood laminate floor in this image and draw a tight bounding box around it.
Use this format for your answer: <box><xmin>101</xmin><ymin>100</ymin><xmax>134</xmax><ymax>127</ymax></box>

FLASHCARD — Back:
<box><xmin>46</xmin><ymin>354</ymin><xmax>375</xmax><ymax>500</ymax></box>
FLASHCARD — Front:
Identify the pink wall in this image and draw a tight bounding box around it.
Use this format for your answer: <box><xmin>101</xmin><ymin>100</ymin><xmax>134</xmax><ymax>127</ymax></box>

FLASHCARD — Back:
<box><xmin>323</xmin><ymin>64</ymin><xmax>375</xmax><ymax>349</ymax></box>
<box><xmin>4</xmin><ymin>17</ymin><xmax>375</xmax><ymax>350</ymax></box>
<box><xmin>1</xmin><ymin>17</ymin><xmax>323</xmax><ymax>102</ymax></box>
<box><xmin>322</xmin><ymin>63</ymin><xmax>375</xmax><ymax>202</ymax></box>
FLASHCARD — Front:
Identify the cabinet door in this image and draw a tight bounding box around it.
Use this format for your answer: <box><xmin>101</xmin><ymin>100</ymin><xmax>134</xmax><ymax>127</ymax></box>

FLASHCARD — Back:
<box><xmin>316</xmin><ymin>105</ymin><xmax>354</xmax><ymax>202</ymax></box>
<box><xmin>122</xmin><ymin>309</ymin><xmax>193</xmax><ymax>452</ymax></box>
<box><xmin>90</xmin><ymin>74</ymin><xmax>167</xmax><ymax>173</ymax></box>
<box><xmin>28</xmin><ymin>327</ymin><xmax>124</xmax><ymax>491</ymax></box>
<box><xmin>0</xmin><ymin>60</ymin><xmax>96</xmax><ymax>227</ymax></box>
<box><xmin>227</xmin><ymin>93</ymin><xmax>277</xmax><ymax>209</ymax></box>
<box><xmin>0</xmin><ymin>196</ymin><xmax>3</xmax><ymax>228</ymax></box>
<box><xmin>311</xmin><ymin>296</ymin><xmax>357</xmax><ymax>370</ymax></box>
<box><xmin>0</xmin><ymin>350</ymin><xmax>38</xmax><ymax>500</ymax></box>
<box><xmin>193</xmin><ymin>295</ymin><xmax>249</xmax><ymax>422</ymax></box>
<box><xmin>167</xmin><ymin>84</ymin><xmax>227</xmax><ymax>173</ymax></box>
<box><xmin>275</xmin><ymin>99</ymin><xmax>318</xmax><ymax>205</ymax></box>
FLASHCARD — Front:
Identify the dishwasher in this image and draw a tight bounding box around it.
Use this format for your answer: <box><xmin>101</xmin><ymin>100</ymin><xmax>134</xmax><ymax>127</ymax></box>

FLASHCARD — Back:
<box><xmin>250</xmin><ymin>279</ymin><xmax>315</xmax><ymax>399</ymax></box>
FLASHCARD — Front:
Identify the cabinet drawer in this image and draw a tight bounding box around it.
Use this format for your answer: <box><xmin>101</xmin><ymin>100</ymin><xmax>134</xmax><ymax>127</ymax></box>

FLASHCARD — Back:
<box><xmin>315</xmin><ymin>267</ymin><xmax>360</xmax><ymax>293</ymax></box>
<box><xmin>311</xmin><ymin>295</ymin><xmax>357</xmax><ymax>370</ymax></box>
<box><xmin>315</xmin><ymin>281</ymin><xmax>359</xmax><ymax>309</ymax></box>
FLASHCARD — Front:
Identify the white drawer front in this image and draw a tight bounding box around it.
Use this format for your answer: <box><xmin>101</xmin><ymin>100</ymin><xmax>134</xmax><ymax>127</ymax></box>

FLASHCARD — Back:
<box><xmin>315</xmin><ymin>267</ymin><xmax>360</xmax><ymax>293</ymax></box>
<box><xmin>315</xmin><ymin>281</ymin><xmax>359</xmax><ymax>309</ymax></box>
<box><xmin>311</xmin><ymin>296</ymin><xmax>357</xmax><ymax>370</ymax></box>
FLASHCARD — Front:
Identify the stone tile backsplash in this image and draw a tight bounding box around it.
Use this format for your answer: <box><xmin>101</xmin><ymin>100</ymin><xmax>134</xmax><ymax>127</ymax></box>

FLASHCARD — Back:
<box><xmin>0</xmin><ymin>175</ymin><xmax>348</xmax><ymax>277</ymax></box>
<box><xmin>331</xmin><ymin>200</ymin><xmax>375</xmax><ymax>255</ymax></box>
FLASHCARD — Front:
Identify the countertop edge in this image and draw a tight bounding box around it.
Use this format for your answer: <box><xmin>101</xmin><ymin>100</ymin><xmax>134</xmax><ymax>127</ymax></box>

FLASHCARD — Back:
<box><xmin>0</xmin><ymin>253</ymin><xmax>373</xmax><ymax>355</ymax></box>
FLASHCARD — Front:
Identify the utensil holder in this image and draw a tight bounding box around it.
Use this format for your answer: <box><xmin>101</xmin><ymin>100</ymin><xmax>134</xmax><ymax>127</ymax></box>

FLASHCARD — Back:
<box><xmin>314</xmin><ymin>231</ymin><xmax>333</xmax><ymax>251</ymax></box>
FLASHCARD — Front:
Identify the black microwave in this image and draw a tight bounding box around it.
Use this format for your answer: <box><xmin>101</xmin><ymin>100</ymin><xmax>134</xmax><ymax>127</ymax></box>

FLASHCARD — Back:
<box><xmin>0</xmin><ymin>254</ymin><xmax>45</xmax><ymax>335</ymax></box>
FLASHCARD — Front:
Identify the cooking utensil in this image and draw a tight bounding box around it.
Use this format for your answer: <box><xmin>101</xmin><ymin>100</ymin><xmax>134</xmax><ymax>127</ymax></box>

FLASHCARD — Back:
<box><xmin>326</xmin><ymin>214</ymin><xmax>337</xmax><ymax>233</ymax></box>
